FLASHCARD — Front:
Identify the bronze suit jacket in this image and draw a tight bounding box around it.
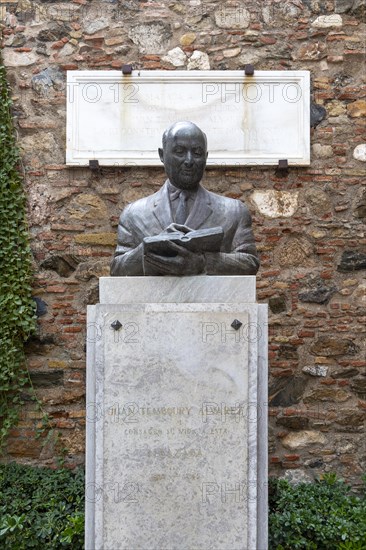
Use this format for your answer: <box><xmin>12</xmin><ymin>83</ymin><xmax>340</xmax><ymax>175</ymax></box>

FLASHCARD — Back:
<box><xmin>111</xmin><ymin>180</ymin><xmax>259</xmax><ymax>276</ymax></box>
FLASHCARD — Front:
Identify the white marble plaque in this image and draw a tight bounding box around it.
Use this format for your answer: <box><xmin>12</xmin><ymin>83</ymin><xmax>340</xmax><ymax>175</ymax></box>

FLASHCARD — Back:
<box><xmin>67</xmin><ymin>70</ymin><xmax>310</xmax><ymax>167</ymax></box>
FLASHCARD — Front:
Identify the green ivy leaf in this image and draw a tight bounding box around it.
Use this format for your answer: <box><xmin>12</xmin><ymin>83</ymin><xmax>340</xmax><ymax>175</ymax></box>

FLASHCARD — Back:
<box><xmin>0</xmin><ymin>57</ymin><xmax>37</xmax><ymax>449</ymax></box>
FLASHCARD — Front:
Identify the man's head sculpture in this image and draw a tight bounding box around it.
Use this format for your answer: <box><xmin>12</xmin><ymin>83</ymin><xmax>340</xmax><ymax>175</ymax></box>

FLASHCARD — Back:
<box><xmin>110</xmin><ymin>121</ymin><xmax>259</xmax><ymax>277</ymax></box>
<box><xmin>158</xmin><ymin>122</ymin><xmax>208</xmax><ymax>191</ymax></box>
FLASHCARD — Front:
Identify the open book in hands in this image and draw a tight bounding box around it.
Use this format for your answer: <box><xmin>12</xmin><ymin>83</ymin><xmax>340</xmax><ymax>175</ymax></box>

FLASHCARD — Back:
<box><xmin>143</xmin><ymin>226</ymin><xmax>224</xmax><ymax>257</ymax></box>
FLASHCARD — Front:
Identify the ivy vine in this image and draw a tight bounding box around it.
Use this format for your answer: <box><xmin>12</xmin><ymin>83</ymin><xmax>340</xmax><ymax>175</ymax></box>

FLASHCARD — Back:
<box><xmin>0</xmin><ymin>57</ymin><xmax>37</xmax><ymax>447</ymax></box>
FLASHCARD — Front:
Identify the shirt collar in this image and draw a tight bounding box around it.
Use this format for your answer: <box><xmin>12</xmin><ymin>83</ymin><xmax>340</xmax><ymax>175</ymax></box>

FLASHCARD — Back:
<box><xmin>167</xmin><ymin>180</ymin><xmax>199</xmax><ymax>200</ymax></box>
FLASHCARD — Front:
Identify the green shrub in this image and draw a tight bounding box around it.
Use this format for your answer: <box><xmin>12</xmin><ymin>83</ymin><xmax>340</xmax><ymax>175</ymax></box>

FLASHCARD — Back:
<box><xmin>269</xmin><ymin>473</ymin><xmax>366</xmax><ymax>550</ymax></box>
<box><xmin>1</xmin><ymin>464</ymin><xmax>365</xmax><ymax>549</ymax></box>
<box><xmin>0</xmin><ymin>463</ymin><xmax>84</xmax><ymax>549</ymax></box>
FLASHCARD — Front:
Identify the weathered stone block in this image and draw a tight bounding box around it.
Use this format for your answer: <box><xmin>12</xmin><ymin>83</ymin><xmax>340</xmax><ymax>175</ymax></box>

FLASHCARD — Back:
<box><xmin>353</xmin><ymin>144</ymin><xmax>366</xmax><ymax>162</ymax></box>
<box><xmin>278</xmin><ymin>237</ymin><xmax>313</xmax><ymax>267</ymax></box>
<box><xmin>37</xmin><ymin>26</ymin><xmax>68</xmax><ymax>42</ymax></box>
<box><xmin>187</xmin><ymin>50</ymin><xmax>210</xmax><ymax>69</ymax></box>
<box><xmin>84</xmin><ymin>18</ymin><xmax>109</xmax><ymax>35</ymax></box>
<box><xmin>75</xmin><ymin>260</ymin><xmax>110</xmax><ymax>281</ymax></box>
<box><xmin>281</xmin><ymin>430</ymin><xmax>327</xmax><ymax>450</ymax></box>
<box><xmin>312</xmin><ymin>143</ymin><xmax>333</xmax><ymax>158</ymax></box>
<box><xmin>252</xmin><ymin>190</ymin><xmax>298</xmax><ymax>218</ymax></box>
<box><xmin>347</xmin><ymin>100</ymin><xmax>366</xmax><ymax>117</ymax></box>
<box><xmin>331</xmin><ymin>368</ymin><xmax>360</xmax><ymax>379</ymax></box>
<box><xmin>299</xmin><ymin>282</ymin><xmax>337</xmax><ymax>304</ymax></box>
<box><xmin>41</xmin><ymin>255</ymin><xmax>80</xmax><ymax>278</ymax></box>
<box><xmin>269</xmin><ymin>377</ymin><xmax>307</xmax><ymax>407</ymax></box>
<box><xmin>335</xmin><ymin>409</ymin><xmax>365</xmax><ymax>431</ymax></box>
<box><xmin>337</xmin><ymin>251</ymin><xmax>366</xmax><ymax>272</ymax></box>
<box><xmin>223</xmin><ymin>47</ymin><xmax>241</xmax><ymax>58</ymax></box>
<box><xmin>33</xmin><ymin>297</ymin><xmax>48</xmax><ymax>317</ymax></box>
<box><xmin>310</xmin><ymin>336</ymin><xmax>359</xmax><ymax>356</ymax></box>
<box><xmin>311</xmin><ymin>15</ymin><xmax>343</xmax><ymax>28</ymax></box>
<box><xmin>268</xmin><ymin>295</ymin><xmax>287</xmax><ymax>314</ymax></box>
<box><xmin>350</xmin><ymin>378</ymin><xmax>366</xmax><ymax>399</ymax></box>
<box><xmin>294</xmin><ymin>42</ymin><xmax>327</xmax><ymax>61</ymax></box>
<box><xmin>310</xmin><ymin>102</ymin><xmax>327</xmax><ymax>127</ymax></box>
<box><xmin>276</xmin><ymin>415</ymin><xmax>310</xmax><ymax>430</ymax></box>
<box><xmin>3</xmin><ymin>49</ymin><xmax>38</xmax><ymax>66</ymax></box>
<box><xmin>162</xmin><ymin>47</ymin><xmax>187</xmax><ymax>67</ymax></box>
<box><xmin>74</xmin><ymin>233</ymin><xmax>116</xmax><ymax>246</ymax></box>
<box><xmin>180</xmin><ymin>33</ymin><xmax>196</xmax><ymax>46</ymax></box>
<box><xmin>214</xmin><ymin>6</ymin><xmax>250</xmax><ymax>29</ymax></box>
<box><xmin>302</xmin><ymin>365</ymin><xmax>328</xmax><ymax>377</ymax></box>
<box><xmin>304</xmin><ymin>387</ymin><xmax>351</xmax><ymax>403</ymax></box>
<box><xmin>128</xmin><ymin>22</ymin><xmax>172</xmax><ymax>54</ymax></box>
<box><xmin>30</xmin><ymin>370</ymin><xmax>64</xmax><ymax>387</ymax></box>
<box><xmin>67</xmin><ymin>194</ymin><xmax>108</xmax><ymax>221</ymax></box>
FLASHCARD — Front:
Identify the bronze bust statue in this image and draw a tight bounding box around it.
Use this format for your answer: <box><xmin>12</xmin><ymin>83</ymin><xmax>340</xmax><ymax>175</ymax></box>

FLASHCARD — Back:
<box><xmin>111</xmin><ymin>121</ymin><xmax>259</xmax><ymax>276</ymax></box>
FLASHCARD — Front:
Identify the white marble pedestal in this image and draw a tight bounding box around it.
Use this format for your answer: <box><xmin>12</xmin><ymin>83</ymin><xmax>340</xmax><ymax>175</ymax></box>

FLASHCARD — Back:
<box><xmin>86</xmin><ymin>276</ymin><xmax>268</xmax><ymax>550</ymax></box>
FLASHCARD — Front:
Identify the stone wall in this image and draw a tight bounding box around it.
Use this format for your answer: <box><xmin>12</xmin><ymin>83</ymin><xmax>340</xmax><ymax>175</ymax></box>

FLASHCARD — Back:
<box><xmin>1</xmin><ymin>0</ymin><xmax>365</xmax><ymax>486</ymax></box>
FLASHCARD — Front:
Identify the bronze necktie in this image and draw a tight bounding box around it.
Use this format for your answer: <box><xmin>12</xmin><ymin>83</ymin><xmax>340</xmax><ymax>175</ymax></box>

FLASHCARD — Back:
<box><xmin>175</xmin><ymin>191</ymin><xmax>189</xmax><ymax>225</ymax></box>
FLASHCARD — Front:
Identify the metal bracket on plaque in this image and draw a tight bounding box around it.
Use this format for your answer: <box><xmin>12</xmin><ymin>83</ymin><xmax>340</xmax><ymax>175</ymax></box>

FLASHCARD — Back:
<box><xmin>122</xmin><ymin>64</ymin><xmax>133</xmax><ymax>75</ymax></box>
<box><xmin>275</xmin><ymin>159</ymin><xmax>289</xmax><ymax>178</ymax></box>
<box><xmin>244</xmin><ymin>64</ymin><xmax>255</xmax><ymax>76</ymax></box>
<box><xmin>89</xmin><ymin>160</ymin><xmax>100</xmax><ymax>174</ymax></box>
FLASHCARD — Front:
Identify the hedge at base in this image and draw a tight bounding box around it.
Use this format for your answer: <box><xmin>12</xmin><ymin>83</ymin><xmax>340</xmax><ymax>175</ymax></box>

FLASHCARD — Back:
<box><xmin>269</xmin><ymin>473</ymin><xmax>366</xmax><ymax>550</ymax></box>
<box><xmin>0</xmin><ymin>463</ymin><xmax>84</xmax><ymax>548</ymax></box>
<box><xmin>0</xmin><ymin>59</ymin><xmax>37</xmax><ymax>447</ymax></box>
<box><xmin>1</xmin><ymin>464</ymin><xmax>365</xmax><ymax>549</ymax></box>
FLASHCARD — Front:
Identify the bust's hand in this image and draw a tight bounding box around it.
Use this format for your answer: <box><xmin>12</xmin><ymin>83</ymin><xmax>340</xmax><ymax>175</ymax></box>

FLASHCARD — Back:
<box><xmin>164</xmin><ymin>223</ymin><xmax>193</xmax><ymax>234</ymax></box>
<box><xmin>144</xmin><ymin>241</ymin><xmax>205</xmax><ymax>276</ymax></box>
